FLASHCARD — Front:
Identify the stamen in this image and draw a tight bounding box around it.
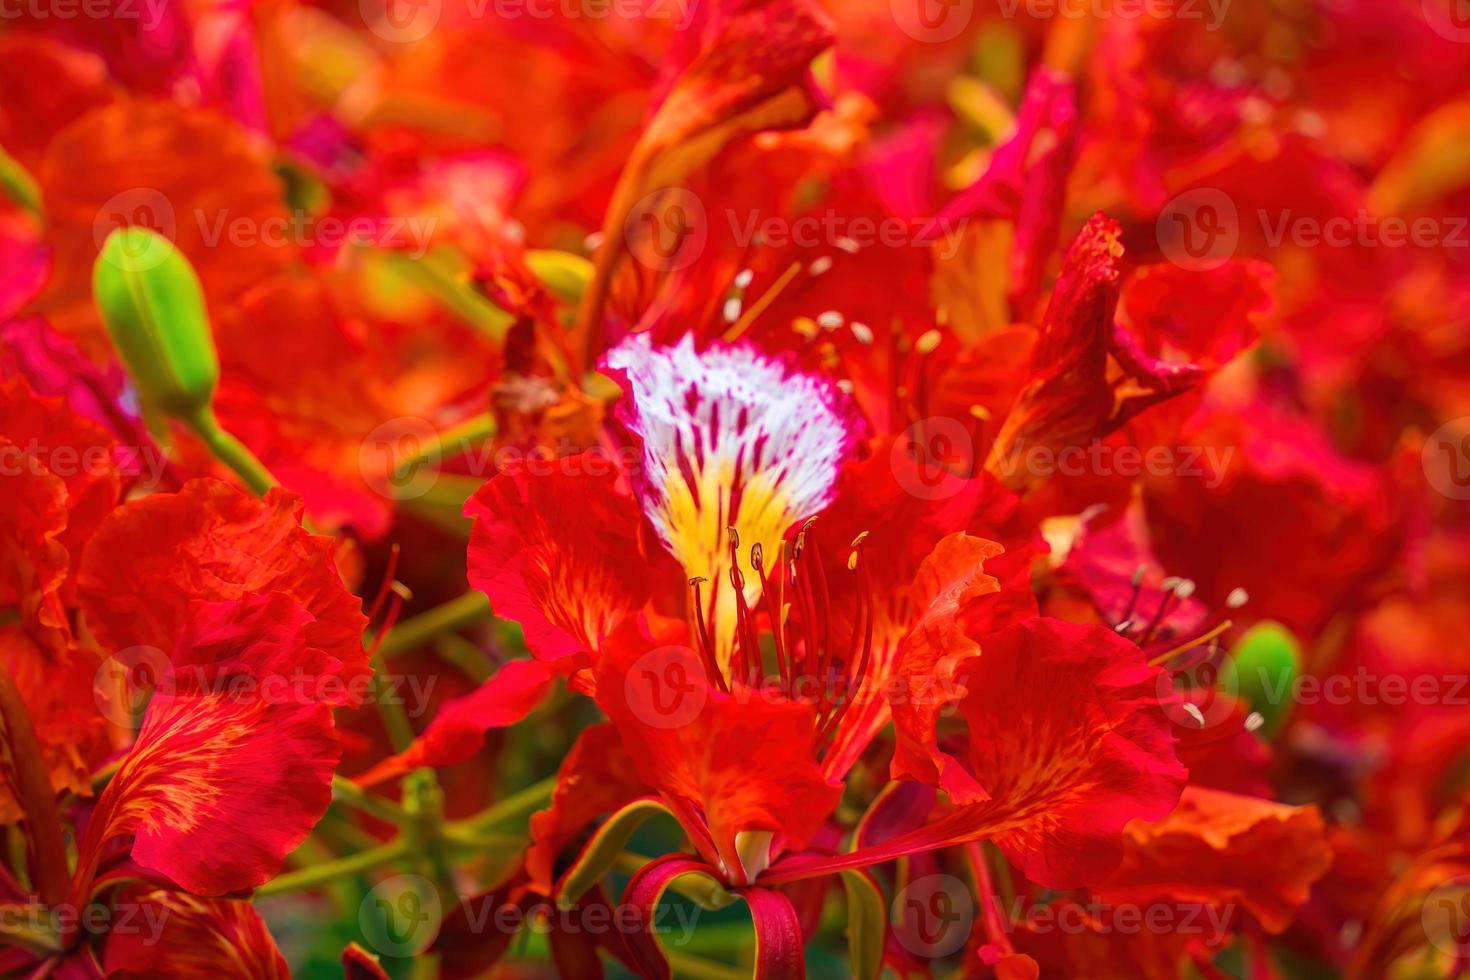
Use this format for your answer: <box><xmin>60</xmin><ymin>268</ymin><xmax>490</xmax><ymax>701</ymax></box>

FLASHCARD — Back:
<box><xmin>688</xmin><ymin>577</ymin><xmax>728</xmax><ymax>693</ymax></box>
<box><xmin>725</xmin><ymin>261</ymin><xmax>802</xmax><ymax>341</ymax></box>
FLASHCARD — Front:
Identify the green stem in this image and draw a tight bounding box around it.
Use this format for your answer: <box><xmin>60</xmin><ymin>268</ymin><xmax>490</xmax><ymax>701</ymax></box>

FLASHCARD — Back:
<box><xmin>332</xmin><ymin>775</ymin><xmax>407</xmax><ymax>825</ymax></box>
<box><xmin>255</xmin><ymin>837</ymin><xmax>409</xmax><ymax>897</ymax></box>
<box><xmin>0</xmin><ymin>145</ymin><xmax>41</xmax><ymax>219</ymax></box>
<box><xmin>189</xmin><ymin>409</ymin><xmax>277</xmax><ymax>496</ymax></box>
<box><xmin>388</xmin><ymin>253</ymin><xmax>514</xmax><ymax>341</ymax></box>
<box><xmin>371</xmin><ymin>658</ymin><xmax>417</xmax><ymax>753</ymax></box>
<box><xmin>395</xmin><ymin>411</ymin><xmax>496</xmax><ymax>476</ymax></box>
<box><xmin>449</xmin><ymin>776</ymin><xmax>557</xmax><ymax>836</ymax></box>
<box><xmin>378</xmin><ymin>592</ymin><xmax>493</xmax><ymax>660</ymax></box>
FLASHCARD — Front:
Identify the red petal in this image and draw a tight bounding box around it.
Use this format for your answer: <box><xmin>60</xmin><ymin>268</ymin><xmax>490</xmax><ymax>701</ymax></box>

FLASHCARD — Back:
<box><xmin>342</xmin><ymin>943</ymin><xmax>391</xmax><ymax>980</ymax></box>
<box><xmin>1097</xmin><ymin>786</ymin><xmax>1333</xmax><ymax>935</ymax></box>
<box><xmin>620</xmin><ymin>855</ymin><xmax>806</xmax><ymax>980</ymax></box>
<box><xmin>80</xmin><ymin>594</ymin><xmax>340</xmax><ymax>896</ymax></box>
<box><xmin>1112</xmin><ymin>260</ymin><xmax>1274</xmax><ymax>392</ymax></box>
<box><xmin>466</xmin><ymin>456</ymin><xmax>654</xmax><ymax>661</ymax></box>
<box><xmin>77</xmin><ymin>478</ymin><xmax>370</xmax><ymax>705</ymax></box>
<box><xmin>885</xmin><ymin>533</ymin><xmax>1003</xmax><ymax>803</ymax></box>
<box><xmin>985</xmin><ymin>214</ymin><xmax>1122</xmax><ymax>488</ymax></box>
<box><xmin>354</xmin><ymin>658</ymin><xmax>558</xmax><ymax>786</ymax></box>
<box><xmin>595</xmin><ymin>641</ymin><xmax>841</xmax><ymax>881</ymax></box>
<box><xmin>764</xmin><ymin>619</ymin><xmax>1185</xmax><ymax>888</ymax></box>
<box><xmin>103</xmin><ymin>889</ymin><xmax>288</xmax><ymax>978</ymax></box>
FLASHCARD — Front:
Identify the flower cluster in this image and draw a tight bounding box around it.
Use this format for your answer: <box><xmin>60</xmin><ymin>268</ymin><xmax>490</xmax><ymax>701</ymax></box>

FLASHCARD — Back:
<box><xmin>0</xmin><ymin>0</ymin><xmax>1467</xmax><ymax>977</ymax></box>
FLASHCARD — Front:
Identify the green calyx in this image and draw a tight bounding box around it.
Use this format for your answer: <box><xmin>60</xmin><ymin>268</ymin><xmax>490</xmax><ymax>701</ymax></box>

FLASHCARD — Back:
<box><xmin>93</xmin><ymin>227</ymin><xmax>219</xmax><ymax>423</ymax></box>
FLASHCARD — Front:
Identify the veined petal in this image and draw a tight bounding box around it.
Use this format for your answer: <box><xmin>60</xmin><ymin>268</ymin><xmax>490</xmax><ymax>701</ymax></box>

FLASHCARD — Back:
<box><xmin>78</xmin><ymin>594</ymin><xmax>340</xmax><ymax>897</ymax></box>
<box><xmin>763</xmin><ymin>619</ymin><xmax>1185</xmax><ymax>889</ymax></box>
<box><xmin>103</xmin><ymin>890</ymin><xmax>289</xmax><ymax>979</ymax></box>
<box><xmin>606</xmin><ymin>332</ymin><xmax>858</xmax><ymax>672</ymax></box>
<box><xmin>465</xmin><ymin>456</ymin><xmax>656</xmax><ymax>662</ymax></box>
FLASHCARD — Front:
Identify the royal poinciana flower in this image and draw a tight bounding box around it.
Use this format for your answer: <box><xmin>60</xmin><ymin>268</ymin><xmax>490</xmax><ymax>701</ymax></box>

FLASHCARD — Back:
<box><xmin>0</xmin><ymin>374</ymin><xmax>367</xmax><ymax>973</ymax></box>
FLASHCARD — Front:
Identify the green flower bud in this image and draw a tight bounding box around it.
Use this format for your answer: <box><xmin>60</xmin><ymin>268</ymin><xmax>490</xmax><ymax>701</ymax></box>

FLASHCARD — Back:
<box><xmin>1221</xmin><ymin>621</ymin><xmax>1301</xmax><ymax>738</ymax></box>
<box><xmin>93</xmin><ymin>227</ymin><xmax>218</xmax><ymax>424</ymax></box>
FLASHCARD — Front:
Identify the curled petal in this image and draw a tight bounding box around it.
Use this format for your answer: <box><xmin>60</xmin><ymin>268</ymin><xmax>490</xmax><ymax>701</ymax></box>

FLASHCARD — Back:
<box><xmin>1097</xmin><ymin>786</ymin><xmax>1333</xmax><ymax>935</ymax></box>
<box><xmin>77</xmin><ymin>478</ymin><xmax>370</xmax><ymax>705</ymax></box>
<box><xmin>621</xmin><ymin>855</ymin><xmax>805</xmax><ymax>980</ymax></box>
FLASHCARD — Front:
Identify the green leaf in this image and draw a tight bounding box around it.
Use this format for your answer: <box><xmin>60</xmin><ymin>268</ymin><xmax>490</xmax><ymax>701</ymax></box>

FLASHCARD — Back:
<box><xmin>525</xmin><ymin>249</ymin><xmax>594</xmax><ymax>306</ymax></box>
<box><xmin>555</xmin><ymin>798</ymin><xmax>680</xmax><ymax>908</ymax></box>
<box><xmin>840</xmin><ymin>869</ymin><xmax>885</xmax><ymax>980</ymax></box>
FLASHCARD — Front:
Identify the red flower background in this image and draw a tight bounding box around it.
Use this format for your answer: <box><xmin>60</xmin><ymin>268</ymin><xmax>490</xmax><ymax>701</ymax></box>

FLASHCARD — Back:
<box><xmin>0</xmin><ymin>0</ymin><xmax>1468</xmax><ymax>976</ymax></box>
